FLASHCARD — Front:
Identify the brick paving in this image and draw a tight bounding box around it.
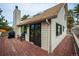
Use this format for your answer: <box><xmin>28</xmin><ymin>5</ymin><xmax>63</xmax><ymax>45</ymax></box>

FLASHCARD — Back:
<box><xmin>0</xmin><ymin>35</ymin><xmax>77</xmax><ymax>56</ymax></box>
<box><xmin>51</xmin><ymin>35</ymin><xmax>76</xmax><ymax>56</ymax></box>
<box><xmin>0</xmin><ymin>37</ymin><xmax>48</xmax><ymax>56</ymax></box>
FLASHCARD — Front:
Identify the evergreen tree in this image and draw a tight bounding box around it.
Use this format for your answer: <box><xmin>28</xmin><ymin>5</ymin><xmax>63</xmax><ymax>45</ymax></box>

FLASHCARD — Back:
<box><xmin>67</xmin><ymin>10</ymin><xmax>74</xmax><ymax>32</ymax></box>
<box><xmin>73</xmin><ymin>4</ymin><xmax>79</xmax><ymax>24</ymax></box>
<box><xmin>0</xmin><ymin>8</ymin><xmax>10</xmax><ymax>31</ymax></box>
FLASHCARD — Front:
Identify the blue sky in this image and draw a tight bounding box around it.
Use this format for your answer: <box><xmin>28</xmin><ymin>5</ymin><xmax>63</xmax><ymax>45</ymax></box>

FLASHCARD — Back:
<box><xmin>0</xmin><ymin>3</ymin><xmax>78</xmax><ymax>26</ymax></box>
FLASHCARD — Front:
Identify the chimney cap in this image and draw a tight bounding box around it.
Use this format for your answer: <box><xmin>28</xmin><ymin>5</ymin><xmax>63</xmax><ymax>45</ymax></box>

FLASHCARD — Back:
<box><xmin>15</xmin><ymin>6</ymin><xmax>18</xmax><ymax>9</ymax></box>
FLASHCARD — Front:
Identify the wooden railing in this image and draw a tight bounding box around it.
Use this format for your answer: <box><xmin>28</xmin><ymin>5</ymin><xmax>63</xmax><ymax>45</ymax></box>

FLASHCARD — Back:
<box><xmin>72</xmin><ymin>31</ymin><xmax>79</xmax><ymax>56</ymax></box>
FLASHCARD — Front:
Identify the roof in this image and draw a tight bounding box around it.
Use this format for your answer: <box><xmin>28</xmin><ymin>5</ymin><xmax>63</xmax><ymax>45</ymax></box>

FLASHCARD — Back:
<box><xmin>17</xmin><ymin>3</ymin><xmax>66</xmax><ymax>26</ymax></box>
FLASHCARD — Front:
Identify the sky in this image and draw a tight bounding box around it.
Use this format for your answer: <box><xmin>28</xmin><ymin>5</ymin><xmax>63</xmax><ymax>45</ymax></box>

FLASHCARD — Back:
<box><xmin>0</xmin><ymin>3</ymin><xmax>78</xmax><ymax>26</ymax></box>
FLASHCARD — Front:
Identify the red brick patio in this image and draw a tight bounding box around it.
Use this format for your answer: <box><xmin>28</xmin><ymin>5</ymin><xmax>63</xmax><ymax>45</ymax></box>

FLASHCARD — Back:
<box><xmin>0</xmin><ymin>35</ymin><xmax>77</xmax><ymax>56</ymax></box>
<box><xmin>51</xmin><ymin>35</ymin><xmax>76</xmax><ymax>56</ymax></box>
<box><xmin>0</xmin><ymin>37</ymin><xmax>48</xmax><ymax>56</ymax></box>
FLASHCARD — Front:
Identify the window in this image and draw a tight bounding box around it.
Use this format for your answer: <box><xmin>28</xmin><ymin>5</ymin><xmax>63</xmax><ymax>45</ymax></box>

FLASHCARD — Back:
<box><xmin>56</xmin><ymin>23</ymin><xmax>62</xmax><ymax>36</ymax></box>
<box><xmin>31</xmin><ymin>24</ymin><xmax>35</xmax><ymax>29</ymax></box>
<box><xmin>21</xmin><ymin>25</ymin><xmax>27</xmax><ymax>33</ymax></box>
<box><xmin>24</xmin><ymin>25</ymin><xmax>27</xmax><ymax>33</ymax></box>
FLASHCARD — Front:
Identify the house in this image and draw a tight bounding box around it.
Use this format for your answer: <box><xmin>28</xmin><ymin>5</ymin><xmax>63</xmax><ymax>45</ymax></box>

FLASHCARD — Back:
<box><xmin>16</xmin><ymin>3</ymin><xmax>68</xmax><ymax>53</ymax></box>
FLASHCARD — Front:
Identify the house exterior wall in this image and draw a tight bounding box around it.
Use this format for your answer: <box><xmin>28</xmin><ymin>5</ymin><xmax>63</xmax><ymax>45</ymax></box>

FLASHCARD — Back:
<box><xmin>25</xmin><ymin>26</ymin><xmax>29</xmax><ymax>41</ymax></box>
<box><xmin>20</xmin><ymin>5</ymin><xmax>67</xmax><ymax>53</ymax></box>
<box><xmin>41</xmin><ymin>22</ymin><xmax>50</xmax><ymax>53</ymax></box>
<box><xmin>17</xmin><ymin>26</ymin><xmax>21</xmax><ymax>36</ymax></box>
<box><xmin>24</xmin><ymin>22</ymin><xmax>51</xmax><ymax>52</ymax></box>
<box><xmin>50</xmin><ymin>7</ymin><xmax>67</xmax><ymax>52</ymax></box>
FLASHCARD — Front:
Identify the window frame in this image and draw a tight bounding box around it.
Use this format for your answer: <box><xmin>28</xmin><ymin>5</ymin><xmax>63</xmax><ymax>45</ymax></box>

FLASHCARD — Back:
<box><xmin>56</xmin><ymin>23</ymin><xmax>62</xmax><ymax>36</ymax></box>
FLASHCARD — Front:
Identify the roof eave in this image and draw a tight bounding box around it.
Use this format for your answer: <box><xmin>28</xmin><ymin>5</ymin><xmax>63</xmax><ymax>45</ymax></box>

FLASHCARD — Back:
<box><xmin>17</xmin><ymin>15</ymin><xmax>57</xmax><ymax>26</ymax></box>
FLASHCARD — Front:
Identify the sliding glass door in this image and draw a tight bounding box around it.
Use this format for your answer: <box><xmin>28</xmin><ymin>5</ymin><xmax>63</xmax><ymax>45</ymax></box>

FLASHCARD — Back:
<box><xmin>30</xmin><ymin>23</ymin><xmax>41</xmax><ymax>47</ymax></box>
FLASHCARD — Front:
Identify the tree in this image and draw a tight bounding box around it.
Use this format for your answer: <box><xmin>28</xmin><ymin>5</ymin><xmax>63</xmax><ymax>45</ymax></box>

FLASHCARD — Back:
<box><xmin>0</xmin><ymin>8</ymin><xmax>10</xmax><ymax>32</ymax></box>
<box><xmin>73</xmin><ymin>4</ymin><xmax>79</xmax><ymax>24</ymax></box>
<box><xmin>21</xmin><ymin>15</ymin><xmax>30</xmax><ymax>34</ymax></box>
<box><xmin>21</xmin><ymin>15</ymin><xmax>29</xmax><ymax>21</ymax></box>
<box><xmin>68</xmin><ymin>10</ymin><xmax>74</xmax><ymax>17</ymax></box>
<box><xmin>67</xmin><ymin>10</ymin><xmax>74</xmax><ymax>32</ymax></box>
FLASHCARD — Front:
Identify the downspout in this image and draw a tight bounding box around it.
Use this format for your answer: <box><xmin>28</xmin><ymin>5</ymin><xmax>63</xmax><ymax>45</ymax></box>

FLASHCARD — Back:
<box><xmin>46</xmin><ymin>19</ymin><xmax>51</xmax><ymax>54</ymax></box>
<box><xmin>49</xmin><ymin>20</ymin><xmax>51</xmax><ymax>54</ymax></box>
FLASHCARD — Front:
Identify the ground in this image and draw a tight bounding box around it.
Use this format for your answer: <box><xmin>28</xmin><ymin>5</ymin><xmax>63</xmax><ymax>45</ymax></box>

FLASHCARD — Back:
<box><xmin>51</xmin><ymin>35</ymin><xmax>76</xmax><ymax>56</ymax></box>
<box><xmin>0</xmin><ymin>37</ymin><xmax>48</xmax><ymax>56</ymax></box>
<box><xmin>0</xmin><ymin>35</ymin><xmax>77</xmax><ymax>56</ymax></box>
